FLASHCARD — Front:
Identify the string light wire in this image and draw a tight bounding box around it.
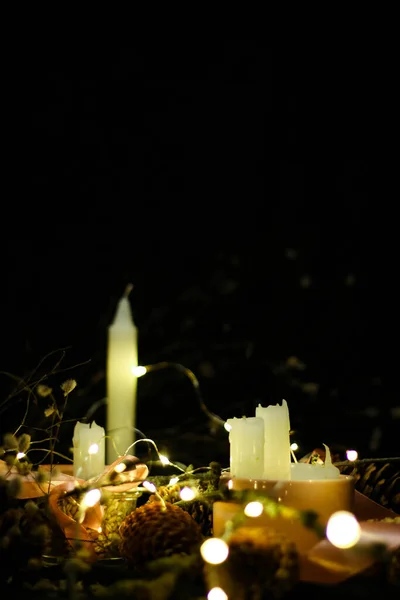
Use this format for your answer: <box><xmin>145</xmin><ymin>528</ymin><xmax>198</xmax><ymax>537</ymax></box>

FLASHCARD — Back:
<box><xmin>134</xmin><ymin>362</ymin><xmax>225</xmax><ymax>429</ymax></box>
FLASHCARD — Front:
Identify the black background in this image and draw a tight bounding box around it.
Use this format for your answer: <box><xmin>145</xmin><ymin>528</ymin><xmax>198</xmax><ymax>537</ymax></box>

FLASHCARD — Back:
<box><xmin>1</xmin><ymin>42</ymin><xmax>397</xmax><ymax>465</ymax></box>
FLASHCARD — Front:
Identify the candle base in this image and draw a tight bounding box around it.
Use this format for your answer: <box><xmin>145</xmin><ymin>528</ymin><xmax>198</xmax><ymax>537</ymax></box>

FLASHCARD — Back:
<box><xmin>216</xmin><ymin>473</ymin><xmax>354</xmax><ymax>553</ymax></box>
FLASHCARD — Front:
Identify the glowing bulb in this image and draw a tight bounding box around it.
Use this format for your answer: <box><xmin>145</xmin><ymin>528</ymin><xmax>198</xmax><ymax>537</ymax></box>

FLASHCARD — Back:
<box><xmin>290</xmin><ymin>442</ymin><xmax>299</xmax><ymax>451</ymax></box>
<box><xmin>326</xmin><ymin>511</ymin><xmax>361</xmax><ymax>549</ymax></box>
<box><xmin>169</xmin><ymin>477</ymin><xmax>179</xmax><ymax>485</ymax></box>
<box><xmin>143</xmin><ymin>481</ymin><xmax>157</xmax><ymax>493</ymax></box>
<box><xmin>200</xmin><ymin>538</ymin><xmax>229</xmax><ymax>565</ymax></box>
<box><xmin>224</xmin><ymin>422</ymin><xmax>232</xmax><ymax>432</ymax></box>
<box><xmin>88</xmin><ymin>443</ymin><xmax>99</xmax><ymax>455</ymax></box>
<box><xmin>346</xmin><ymin>449</ymin><xmax>358</xmax><ymax>461</ymax></box>
<box><xmin>227</xmin><ymin>479</ymin><xmax>233</xmax><ymax>489</ymax></box>
<box><xmin>180</xmin><ymin>486</ymin><xmax>195</xmax><ymax>501</ymax></box>
<box><xmin>97</xmin><ymin>526</ymin><xmax>102</xmax><ymax>533</ymax></box>
<box><xmin>132</xmin><ymin>366</ymin><xmax>147</xmax><ymax>377</ymax></box>
<box><xmin>114</xmin><ymin>462</ymin><xmax>126</xmax><ymax>473</ymax></box>
<box><xmin>244</xmin><ymin>501</ymin><xmax>264</xmax><ymax>517</ymax></box>
<box><xmin>208</xmin><ymin>587</ymin><xmax>228</xmax><ymax>600</ymax></box>
<box><xmin>16</xmin><ymin>452</ymin><xmax>25</xmax><ymax>460</ymax></box>
<box><xmin>82</xmin><ymin>488</ymin><xmax>101</xmax><ymax>508</ymax></box>
<box><xmin>159</xmin><ymin>454</ymin><xmax>170</xmax><ymax>465</ymax></box>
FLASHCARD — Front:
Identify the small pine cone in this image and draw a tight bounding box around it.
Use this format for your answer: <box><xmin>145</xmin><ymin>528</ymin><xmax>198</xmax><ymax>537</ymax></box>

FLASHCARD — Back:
<box><xmin>180</xmin><ymin>499</ymin><xmax>213</xmax><ymax>537</ymax></box>
<box><xmin>119</xmin><ymin>501</ymin><xmax>203</xmax><ymax>568</ymax></box>
<box><xmin>205</xmin><ymin>527</ymin><xmax>299</xmax><ymax>599</ymax></box>
<box><xmin>148</xmin><ymin>484</ymin><xmax>181</xmax><ymax>504</ymax></box>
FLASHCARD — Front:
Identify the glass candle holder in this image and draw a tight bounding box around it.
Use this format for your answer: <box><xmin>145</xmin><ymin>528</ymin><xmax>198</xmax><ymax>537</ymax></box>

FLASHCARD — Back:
<box><xmin>95</xmin><ymin>491</ymin><xmax>141</xmax><ymax>558</ymax></box>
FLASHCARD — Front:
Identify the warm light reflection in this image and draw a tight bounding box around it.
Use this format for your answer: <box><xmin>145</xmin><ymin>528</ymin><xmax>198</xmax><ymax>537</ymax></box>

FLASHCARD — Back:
<box><xmin>16</xmin><ymin>452</ymin><xmax>26</xmax><ymax>459</ymax></box>
<box><xmin>82</xmin><ymin>488</ymin><xmax>101</xmax><ymax>508</ymax></box>
<box><xmin>159</xmin><ymin>454</ymin><xmax>170</xmax><ymax>465</ymax></box>
<box><xmin>200</xmin><ymin>538</ymin><xmax>229</xmax><ymax>564</ymax></box>
<box><xmin>180</xmin><ymin>486</ymin><xmax>196</xmax><ymax>501</ymax></box>
<box><xmin>114</xmin><ymin>462</ymin><xmax>126</xmax><ymax>473</ymax></box>
<box><xmin>88</xmin><ymin>443</ymin><xmax>99</xmax><ymax>455</ymax></box>
<box><xmin>346</xmin><ymin>449</ymin><xmax>358</xmax><ymax>461</ymax></box>
<box><xmin>208</xmin><ymin>587</ymin><xmax>228</xmax><ymax>600</ymax></box>
<box><xmin>143</xmin><ymin>481</ymin><xmax>157</xmax><ymax>493</ymax></box>
<box><xmin>244</xmin><ymin>501</ymin><xmax>264</xmax><ymax>517</ymax></box>
<box><xmin>326</xmin><ymin>511</ymin><xmax>361</xmax><ymax>548</ymax></box>
<box><xmin>132</xmin><ymin>366</ymin><xmax>147</xmax><ymax>377</ymax></box>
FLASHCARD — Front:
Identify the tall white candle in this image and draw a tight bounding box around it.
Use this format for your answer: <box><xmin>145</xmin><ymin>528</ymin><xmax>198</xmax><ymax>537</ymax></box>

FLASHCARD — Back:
<box><xmin>227</xmin><ymin>416</ymin><xmax>264</xmax><ymax>479</ymax></box>
<box><xmin>256</xmin><ymin>399</ymin><xmax>291</xmax><ymax>480</ymax></box>
<box><xmin>106</xmin><ymin>288</ymin><xmax>138</xmax><ymax>463</ymax></box>
<box><xmin>73</xmin><ymin>421</ymin><xmax>105</xmax><ymax>480</ymax></box>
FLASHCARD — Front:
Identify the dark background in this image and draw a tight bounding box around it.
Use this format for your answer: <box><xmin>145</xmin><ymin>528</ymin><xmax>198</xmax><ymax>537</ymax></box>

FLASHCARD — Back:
<box><xmin>1</xmin><ymin>42</ymin><xmax>397</xmax><ymax>467</ymax></box>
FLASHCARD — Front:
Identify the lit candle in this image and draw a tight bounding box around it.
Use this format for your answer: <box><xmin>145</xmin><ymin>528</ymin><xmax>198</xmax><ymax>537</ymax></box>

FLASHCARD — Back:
<box><xmin>255</xmin><ymin>399</ymin><xmax>291</xmax><ymax>480</ymax></box>
<box><xmin>227</xmin><ymin>416</ymin><xmax>264</xmax><ymax>479</ymax></box>
<box><xmin>106</xmin><ymin>286</ymin><xmax>138</xmax><ymax>462</ymax></box>
<box><xmin>73</xmin><ymin>421</ymin><xmax>105</xmax><ymax>480</ymax></box>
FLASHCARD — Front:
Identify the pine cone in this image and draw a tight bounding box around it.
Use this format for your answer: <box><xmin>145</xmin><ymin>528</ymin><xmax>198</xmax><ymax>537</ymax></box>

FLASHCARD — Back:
<box><xmin>339</xmin><ymin>461</ymin><xmax>400</xmax><ymax>513</ymax></box>
<box><xmin>205</xmin><ymin>527</ymin><xmax>299</xmax><ymax>599</ymax></box>
<box><xmin>119</xmin><ymin>501</ymin><xmax>203</xmax><ymax>568</ymax></box>
<box><xmin>148</xmin><ymin>484</ymin><xmax>181</xmax><ymax>504</ymax></box>
<box><xmin>178</xmin><ymin>499</ymin><xmax>213</xmax><ymax>537</ymax></box>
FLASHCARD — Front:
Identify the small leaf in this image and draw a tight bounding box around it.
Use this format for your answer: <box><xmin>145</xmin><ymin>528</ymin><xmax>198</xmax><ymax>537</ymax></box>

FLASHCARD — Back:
<box><xmin>3</xmin><ymin>433</ymin><xmax>18</xmax><ymax>450</ymax></box>
<box><xmin>61</xmin><ymin>379</ymin><xmax>77</xmax><ymax>396</ymax></box>
<box><xmin>44</xmin><ymin>405</ymin><xmax>55</xmax><ymax>418</ymax></box>
<box><xmin>17</xmin><ymin>433</ymin><xmax>31</xmax><ymax>453</ymax></box>
<box><xmin>36</xmin><ymin>384</ymin><xmax>53</xmax><ymax>397</ymax></box>
<box><xmin>5</xmin><ymin>454</ymin><xmax>15</xmax><ymax>467</ymax></box>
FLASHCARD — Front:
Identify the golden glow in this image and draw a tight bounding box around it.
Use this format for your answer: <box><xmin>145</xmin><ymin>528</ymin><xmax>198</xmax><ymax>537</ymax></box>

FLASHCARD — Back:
<box><xmin>290</xmin><ymin>442</ymin><xmax>299</xmax><ymax>451</ymax></box>
<box><xmin>97</xmin><ymin>526</ymin><xmax>102</xmax><ymax>533</ymax></box>
<box><xmin>326</xmin><ymin>511</ymin><xmax>361</xmax><ymax>549</ymax></box>
<box><xmin>200</xmin><ymin>538</ymin><xmax>229</xmax><ymax>565</ymax></box>
<box><xmin>180</xmin><ymin>486</ymin><xmax>195</xmax><ymax>501</ymax></box>
<box><xmin>208</xmin><ymin>588</ymin><xmax>228</xmax><ymax>600</ymax></box>
<box><xmin>346</xmin><ymin>449</ymin><xmax>358</xmax><ymax>461</ymax></box>
<box><xmin>143</xmin><ymin>481</ymin><xmax>157</xmax><ymax>493</ymax></box>
<box><xmin>244</xmin><ymin>501</ymin><xmax>264</xmax><ymax>517</ymax></box>
<box><xmin>88</xmin><ymin>443</ymin><xmax>99</xmax><ymax>455</ymax></box>
<box><xmin>159</xmin><ymin>454</ymin><xmax>170</xmax><ymax>465</ymax></box>
<box><xmin>132</xmin><ymin>366</ymin><xmax>147</xmax><ymax>377</ymax></box>
<box><xmin>82</xmin><ymin>488</ymin><xmax>101</xmax><ymax>508</ymax></box>
<box><xmin>16</xmin><ymin>452</ymin><xmax>26</xmax><ymax>460</ymax></box>
<box><xmin>114</xmin><ymin>462</ymin><xmax>126</xmax><ymax>473</ymax></box>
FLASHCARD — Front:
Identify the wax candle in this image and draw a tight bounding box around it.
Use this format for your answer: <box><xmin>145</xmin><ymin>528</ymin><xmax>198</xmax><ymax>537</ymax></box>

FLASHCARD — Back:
<box><xmin>106</xmin><ymin>288</ymin><xmax>138</xmax><ymax>462</ymax></box>
<box><xmin>73</xmin><ymin>421</ymin><xmax>105</xmax><ymax>480</ymax></box>
<box><xmin>255</xmin><ymin>399</ymin><xmax>291</xmax><ymax>480</ymax></box>
<box><xmin>291</xmin><ymin>444</ymin><xmax>340</xmax><ymax>480</ymax></box>
<box><xmin>227</xmin><ymin>416</ymin><xmax>264</xmax><ymax>479</ymax></box>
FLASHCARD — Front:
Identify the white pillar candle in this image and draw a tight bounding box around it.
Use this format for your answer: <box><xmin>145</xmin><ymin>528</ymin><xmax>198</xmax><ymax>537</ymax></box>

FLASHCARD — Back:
<box><xmin>106</xmin><ymin>289</ymin><xmax>138</xmax><ymax>462</ymax></box>
<box><xmin>256</xmin><ymin>399</ymin><xmax>291</xmax><ymax>480</ymax></box>
<box><xmin>227</xmin><ymin>416</ymin><xmax>264</xmax><ymax>479</ymax></box>
<box><xmin>73</xmin><ymin>421</ymin><xmax>105</xmax><ymax>480</ymax></box>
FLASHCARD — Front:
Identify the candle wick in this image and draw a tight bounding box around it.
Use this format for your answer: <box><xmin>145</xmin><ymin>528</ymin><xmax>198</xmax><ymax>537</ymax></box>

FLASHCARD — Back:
<box><xmin>124</xmin><ymin>283</ymin><xmax>134</xmax><ymax>298</ymax></box>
